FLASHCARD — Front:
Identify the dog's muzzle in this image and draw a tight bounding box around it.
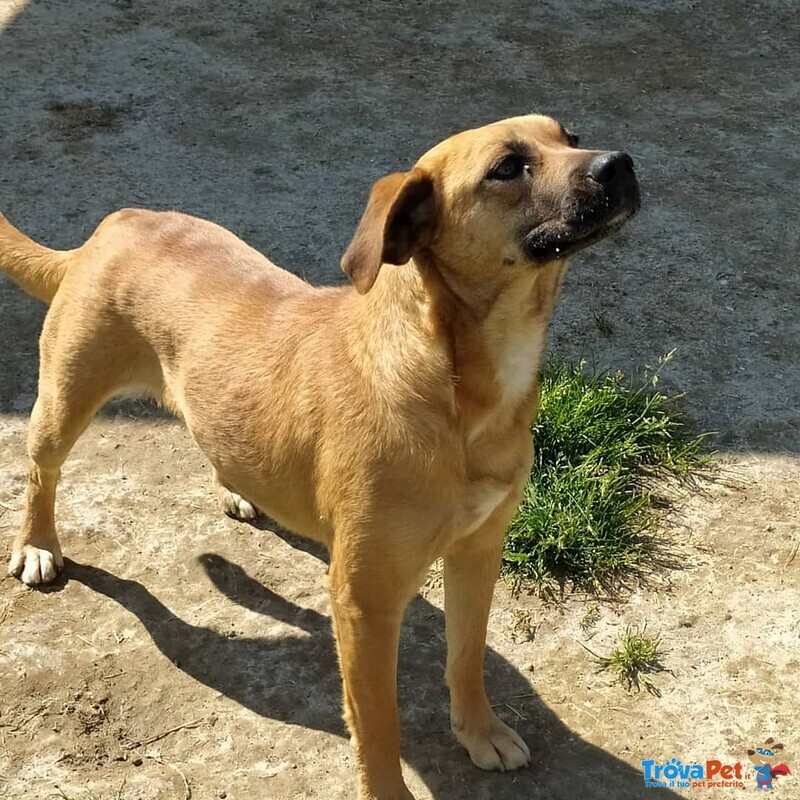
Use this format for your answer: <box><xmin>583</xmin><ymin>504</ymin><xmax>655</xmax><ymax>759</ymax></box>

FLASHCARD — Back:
<box><xmin>586</xmin><ymin>151</ymin><xmax>639</xmax><ymax>215</ymax></box>
<box><xmin>522</xmin><ymin>151</ymin><xmax>641</xmax><ymax>262</ymax></box>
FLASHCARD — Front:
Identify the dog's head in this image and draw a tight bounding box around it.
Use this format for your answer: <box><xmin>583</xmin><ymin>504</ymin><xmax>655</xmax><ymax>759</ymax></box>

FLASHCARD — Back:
<box><xmin>748</xmin><ymin>738</ymin><xmax>784</xmax><ymax>767</ymax></box>
<box><xmin>342</xmin><ymin>114</ymin><xmax>640</xmax><ymax>294</ymax></box>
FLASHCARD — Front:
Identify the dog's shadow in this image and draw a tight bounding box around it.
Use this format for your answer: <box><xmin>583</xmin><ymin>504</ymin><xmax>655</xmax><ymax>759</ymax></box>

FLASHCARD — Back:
<box><xmin>67</xmin><ymin>545</ymin><xmax>680</xmax><ymax>800</ymax></box>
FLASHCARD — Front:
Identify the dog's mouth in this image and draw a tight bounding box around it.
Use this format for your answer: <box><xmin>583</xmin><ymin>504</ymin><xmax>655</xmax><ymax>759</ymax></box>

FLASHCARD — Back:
<box><xmin>522</xmin><ymin>189</ymin><xmax>641</xmax><ymax>263</ymax></box>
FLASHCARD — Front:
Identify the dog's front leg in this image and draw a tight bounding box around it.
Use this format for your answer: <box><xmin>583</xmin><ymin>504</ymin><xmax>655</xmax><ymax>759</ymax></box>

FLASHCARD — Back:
<box><xmin>443</xmin><ymin>503</ymin><xmax>531</xmax><ymax>772</ymax></box>
<box><xmin>329</xmin><ymin>563</ymin><xmax>414</xmax><ymax>800</ymax></box>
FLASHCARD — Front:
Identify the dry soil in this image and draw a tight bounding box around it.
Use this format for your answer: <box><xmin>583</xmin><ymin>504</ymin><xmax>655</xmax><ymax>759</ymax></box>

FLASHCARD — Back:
<box><xmin>1</xmin><ymin>1</ymin><xmax>798</xmax><ymax>799</ymax></box>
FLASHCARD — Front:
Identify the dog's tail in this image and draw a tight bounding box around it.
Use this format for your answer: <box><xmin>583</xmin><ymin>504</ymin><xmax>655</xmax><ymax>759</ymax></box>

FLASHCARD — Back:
<box><xmin>0</xmin><ymin>213</ymin><xmax>71</xmax><ymax>303</ymax></box>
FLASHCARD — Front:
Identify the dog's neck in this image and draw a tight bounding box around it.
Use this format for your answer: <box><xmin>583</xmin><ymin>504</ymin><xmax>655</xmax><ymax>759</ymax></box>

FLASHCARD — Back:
<box><xmin>355</xmin><ymin>254</ymin><xmax>568</xmax><ymax>435</ymax></box>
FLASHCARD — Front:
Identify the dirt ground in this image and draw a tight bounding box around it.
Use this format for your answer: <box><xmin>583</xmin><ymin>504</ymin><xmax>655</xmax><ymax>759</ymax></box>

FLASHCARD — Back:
<box><xmin>1</xmin><ymin>1</ymin><xmax>798</xmax><ymax>798</ymax></box>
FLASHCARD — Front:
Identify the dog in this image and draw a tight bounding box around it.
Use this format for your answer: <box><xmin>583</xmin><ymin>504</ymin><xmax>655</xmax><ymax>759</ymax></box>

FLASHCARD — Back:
<box><xmin>1</xmin><ymin>114</ymin><xmax>639</xmax><ymax>799</ymax></box>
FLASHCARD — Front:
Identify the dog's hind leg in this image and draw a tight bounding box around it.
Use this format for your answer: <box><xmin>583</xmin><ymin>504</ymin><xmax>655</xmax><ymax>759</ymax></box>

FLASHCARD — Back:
<box><xmin>8</xmin><ymin>381</ymin><xmax>105</xmax><ymax>585</ymax></box>
<box><xmin>8</xmin><ymin>306</ymin><xmax>141</xmax><ymax>585</ymax></box>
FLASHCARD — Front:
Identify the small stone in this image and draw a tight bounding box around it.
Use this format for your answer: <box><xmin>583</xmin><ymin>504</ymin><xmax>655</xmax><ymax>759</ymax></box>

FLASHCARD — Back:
<box><xmin>216</xmin><ymin>791</ymin><xmax>227</xmax><ymax>799</ymax></box>
<box><xmin>133</xmin><ymin>757</ymin><xmax>143</xmax><ymax>767</ymax></box>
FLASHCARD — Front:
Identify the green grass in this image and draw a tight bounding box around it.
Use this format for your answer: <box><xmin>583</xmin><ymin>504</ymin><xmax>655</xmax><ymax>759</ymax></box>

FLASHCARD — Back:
<box><xmin>582</xmin><ymin>624</ymin><xmax>667</xmax><ymax>695</ymax></box>
<box><xmin>502</xmin><ymin>353</ymin><xmax>711</xmax><ymax>595</ymax></box>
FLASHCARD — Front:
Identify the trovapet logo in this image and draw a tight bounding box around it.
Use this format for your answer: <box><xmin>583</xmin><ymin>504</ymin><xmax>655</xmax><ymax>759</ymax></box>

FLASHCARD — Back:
<box><xmin>641</xmin><ymin>758</ymin><xmax>747</xmax><ymax>790</ymax></box>
<box><xmin>642</xmin><ymin>737</ymin><xmax>791</xmax><ymax>791</ymax></box>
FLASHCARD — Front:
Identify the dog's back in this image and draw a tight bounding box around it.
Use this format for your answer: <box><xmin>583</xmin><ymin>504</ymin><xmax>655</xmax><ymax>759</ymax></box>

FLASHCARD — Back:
<box><xmin>0</xmin><ymin>208</ymin><xmax>309</xmax><ymax>308</ymax></box>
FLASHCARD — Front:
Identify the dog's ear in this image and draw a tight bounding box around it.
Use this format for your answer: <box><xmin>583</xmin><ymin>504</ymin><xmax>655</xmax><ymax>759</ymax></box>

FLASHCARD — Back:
<box><xmin>773</xmin><ymin>743</ymin><xmax>784</xmax><ymax>750</ymax></box>
<box><xmin>747</xmin><ymin>750</ymin><xmax>756</xmax><ymax>756</ymax></box>
<box><xmin>341</xmin><ymin>168</ymin><xmax>436</xmax><ymax>294</ymax></box>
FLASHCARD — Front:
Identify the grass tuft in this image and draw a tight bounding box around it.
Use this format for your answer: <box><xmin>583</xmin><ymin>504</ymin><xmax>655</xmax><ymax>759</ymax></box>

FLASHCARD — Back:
<box><xmin>503</xmin><ymin>353</ymin><xmax>712</xmax><ymax>595</ymax></box>
<box><xmin>582</xmin><ymin>624</ymin><xmax>667</xmax><ymax>695</ymax></box>
<box><xmin>53</xmin><ymin>791</ymin><xmax>102</xmax><ymax>800</ymax></box>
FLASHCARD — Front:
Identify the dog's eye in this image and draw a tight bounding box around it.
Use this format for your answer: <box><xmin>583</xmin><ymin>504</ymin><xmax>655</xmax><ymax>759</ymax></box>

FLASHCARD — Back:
<box><xmin>487</xmin><ymin>154</ymin><xmax>526</xmax><ymax>181</ymax></box>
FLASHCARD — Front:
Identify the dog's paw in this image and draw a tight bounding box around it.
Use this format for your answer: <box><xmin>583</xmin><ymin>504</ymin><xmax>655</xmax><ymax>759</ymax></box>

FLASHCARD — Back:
<box><xmin>218</xmin><ymin>488</ymin><xmax>258</xmax><ymax>521</ymax></box>
<box><xmin>8</xmin><ymin>544</ymin><xmax>63</xmax><ymax>586</ymax></box>
<box><xmin>453</xmin><ymin>715</ymin><xmax>530</xmax><ymax>772</ymax></box>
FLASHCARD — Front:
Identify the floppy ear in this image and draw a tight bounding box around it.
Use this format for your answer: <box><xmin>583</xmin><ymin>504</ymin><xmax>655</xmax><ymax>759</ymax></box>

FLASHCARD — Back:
<box><xmin>341</xmin><ymin>168</ymin><xmax>436</xmax><ymax>294</ymax></box>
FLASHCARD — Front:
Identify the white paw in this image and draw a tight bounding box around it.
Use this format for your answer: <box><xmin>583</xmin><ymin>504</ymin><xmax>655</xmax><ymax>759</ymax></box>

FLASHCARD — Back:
<box><xmin>219</xmin><ymin>488</ymin><xmax>258</xmax><ymax>521</ymax></box>
<box><xmin>454</xmin><ymin>715</ymin><xmax>531</xmax><ymax>772</ymax></box>
<box><xmin>8</xmin><ymin>544</ymin><xmax>63</xmax><ymax>586</ymax></box>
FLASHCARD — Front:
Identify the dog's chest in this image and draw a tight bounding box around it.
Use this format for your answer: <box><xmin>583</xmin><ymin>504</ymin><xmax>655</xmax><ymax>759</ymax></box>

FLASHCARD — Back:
<box><xmin>495</xmin><ymin>324</ymin><xmax>545</xmax><ymax>403</ymax></box>
<box><xmin>458</xmin><ymin>478</ymin><xmax>513</xmax><ymax>537</ymax></box>
<box><xmin>451</xmin><ymin>425</ymin><xmax>535</xmax><ymax>544</ymax></box>
<box><xmin>467</xmin><ymin>321</ymin><xmax>546</xmax><ymax>444</ymax></box>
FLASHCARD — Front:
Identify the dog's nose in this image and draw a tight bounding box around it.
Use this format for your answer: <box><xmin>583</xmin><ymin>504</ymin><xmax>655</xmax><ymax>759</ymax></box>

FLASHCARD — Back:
<box><xmin>587</xmin><ymin>151</ymin><xmax>635</xmax><ymax>186</ymax></box>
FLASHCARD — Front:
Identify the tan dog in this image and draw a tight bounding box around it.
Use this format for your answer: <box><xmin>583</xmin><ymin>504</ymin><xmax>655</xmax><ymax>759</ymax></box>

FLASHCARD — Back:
<box><xmin>0</xmin><ymin>114</ymin><xmax>639</xmax><ymax>799</ymax></box>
